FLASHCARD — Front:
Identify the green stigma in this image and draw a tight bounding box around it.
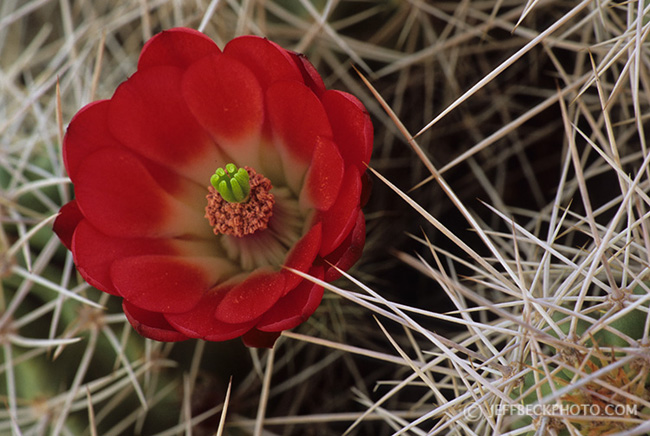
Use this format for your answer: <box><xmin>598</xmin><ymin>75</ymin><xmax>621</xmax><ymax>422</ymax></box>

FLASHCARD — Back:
<box><xmin>210</xmin><ymin>163</ymin><xmax>251</xmax><ymax>203</ymax></box>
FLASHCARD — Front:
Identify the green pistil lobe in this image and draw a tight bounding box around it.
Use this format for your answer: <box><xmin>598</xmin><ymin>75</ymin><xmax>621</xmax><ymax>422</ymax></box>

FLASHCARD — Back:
<box><xmin>210</xmin><ymin>163</ymin><xmax>251</xmax><ymax>203</ymax></box>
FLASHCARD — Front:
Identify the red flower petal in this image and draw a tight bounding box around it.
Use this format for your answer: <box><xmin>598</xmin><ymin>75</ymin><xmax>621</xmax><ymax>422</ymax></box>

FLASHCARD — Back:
<box><xmin>214</xmin><ymin>270</ymin><xmax>286</xmax><ymax>324</ymax></box>
<box><xmin>74</xmin><ymin>148</ymin><xmax>205</xmax><ymax>238</ymax></box>
<box><xmin>165</xmin><ymin>290</ymin><xmax>257</xmax><ymax>341</ymax></box>
<box><xmin>108</xmin><ymin>66</ymin><xmax>222</xmax><ymax>185</ymax></box>
<box><xmin>300</xmin><ymin>137</ymin><xmax>344</xmax><ymax>211</ymax></box>
<box><xmin>64</xmin><ymin>100</ymin><xmax>208</xmax><ymax>217</ymax></box>
<box><xmin>288</xmin><ymin>52</ymin><xmax>326</xmax><ymax>97</ymax></box>
<box><xmin>318</xmin><ymin>166</ymin><xmax>362</xmax><ymax>256</ymax></box>
<box><xmin>53</xmin><ymin>200</ymin><xmax>83</xmax><ymax>251</ymax></box>
<box><xmin>183</xmin><ymin>53</ymin><xmax>264</xmax><ymax>155</ymax></box>
<box><xmin>223</xmin><ymin>36</ymin><xmax>302</xmax><ymax>90</ymax></box>
<box><xmin>257</xmin><ymin>267</ymin><xmax>324</xmax><ymax>332</ymax></box>
<box><xmin>72</xmin><ymin>220</ymin><xmax>178</xmax><ymax>296</ymax></box>
<box><xmin>267</xmin><ymin>81</ymin><xmax>333</xmax><ymax>164</ymax></box>
<box><xmin>63</xmin><ymin>99</ymin><xmax>206</xmax><ymax>206</ymax></box>
<box><xmin>123</xmin><ymin>301</ymin><xmax>189</xmax><ymax>342</ymax></box>
<box><xmin>242</xmin><ymin>329</ymin><xmax>281</xmax><ymax>348</ymax></box>
<box><xmin>322</xmin><ymin>90</ymin><xmax>373</xmax><ymax>171</ymax></box>
<box><xmin>138</xmin><ymin>27</ymin><xmax>219</xmax><ymax>71</ymax></box>
<box><xmin>73</xmin><ymin>220</ymin><xmax>217</xmax><ymax>297</ymax></box>
<box><xmin>282</xmin><ymin>223</ymin><xmax>322</xmax><ymax>291</ymax></box>
<box><xmin>322</xmin><ymin>210</ymin><xmax>366</xmax><ymax>282</ymax></box>
<box><xmin>63</xmin><ymin>100</ymin><xmax>120</xmax><ymax>182</ymax></box>
<box><xmin>266</xmin><ymin>81</ymin><xmax>333</xmax><ymax>194</ymax></box>
<box><xmin>111</xmin><ymin>255</ymin><xmax>233</xmax><ymax>313</ymax></box>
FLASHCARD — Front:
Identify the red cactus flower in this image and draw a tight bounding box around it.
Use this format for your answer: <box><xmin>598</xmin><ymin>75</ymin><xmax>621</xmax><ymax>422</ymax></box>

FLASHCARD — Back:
<box><xmin>53</xmin><ymin>28</ymin><xmax>373</xmax><ymax>348</ymax></box>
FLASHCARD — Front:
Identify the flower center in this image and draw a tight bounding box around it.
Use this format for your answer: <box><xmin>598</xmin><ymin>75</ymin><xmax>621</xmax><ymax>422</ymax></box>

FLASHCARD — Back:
<box><xmin>205</xmin><ymin>164</ymin><xmax>275</xmax><ymax>237</ymax></box>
